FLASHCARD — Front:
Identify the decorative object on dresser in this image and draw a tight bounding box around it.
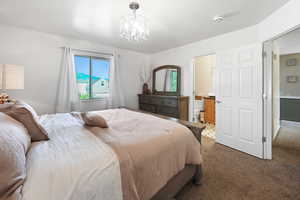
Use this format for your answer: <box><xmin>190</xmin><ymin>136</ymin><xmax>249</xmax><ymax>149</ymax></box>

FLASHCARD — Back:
<box><xmin>142</xmin><ymin>83</ymin><xmax>151</xmax><ymax>95</ymax></box>
<box><xmin>139</xmin><ymin>65</ymin><xmax>189</xmax><ymax>121</ymax></box>
<box><xmin>139</xmin><ymin>62</ymin><xmax>152</xmax><ymax>95</ymax></box>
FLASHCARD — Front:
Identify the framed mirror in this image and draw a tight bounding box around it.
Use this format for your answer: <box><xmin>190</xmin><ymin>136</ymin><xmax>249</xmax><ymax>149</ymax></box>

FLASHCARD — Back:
<box><xmin>153</xmin><ymin>65</ymin><xmax>181</xmax><ymax>96</ymax></box>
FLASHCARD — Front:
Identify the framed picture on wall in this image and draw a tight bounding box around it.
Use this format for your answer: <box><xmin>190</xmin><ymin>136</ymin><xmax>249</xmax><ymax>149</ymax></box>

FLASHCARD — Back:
<box><xmin>286</xmin><ymin>58</ymin><xmax>297</xmax><ymax>66</ymax></box>
<box><xmin>286</xmin><ymin>75</ymin><xmax>298</xmax><ymax>83</ymax></box>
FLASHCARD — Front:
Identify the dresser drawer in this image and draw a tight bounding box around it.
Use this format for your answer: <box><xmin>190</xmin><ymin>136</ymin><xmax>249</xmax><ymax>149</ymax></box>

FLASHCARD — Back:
<box><xmin>151</xmin><ymin>97</ymin><xmax>164</xmax><ymax>105</ymax></box>
<box><xmin>151</xmin><ymin>97</ymin><xmax>178</xmax><ymax>107</ymax></box>
<box><xmin>139</xmin><ymin>96</ymin><xmax>152</xmax><ymax>104</ymax></box>
<box><xmin>157</xmin><ymin>106</ymin><xmax>179</xmax><ymax>118</ymax></box>
<box><xmin>162</xmin><ymin>98</ymin><xmax>178</xmax><ymax>107</ymax></box>
<box><xmin>139</xmin><ymin>103</ymin><xmax>156</xmax><ymax>113</ymax></box>
<box><xmin>138</xmin><ymin>94</ymin><xmax>188</xmax><ymax>120</ymax></box>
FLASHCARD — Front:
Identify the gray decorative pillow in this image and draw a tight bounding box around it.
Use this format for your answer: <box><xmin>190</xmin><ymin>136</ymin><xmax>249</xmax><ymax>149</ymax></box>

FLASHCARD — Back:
<box><xmin>81</xmin><ymin>112</ymin><xmax>109</xmax><ymax>128</ymax></box>
<box><xmin>0</xmin><ymin>113</ymin><xmax>31</xmax><ymax>200</ymax></box>
<box><xmin>5</xmin><ymin>102</ymin><xmax>49</xmax><ymax>142</ymax></box>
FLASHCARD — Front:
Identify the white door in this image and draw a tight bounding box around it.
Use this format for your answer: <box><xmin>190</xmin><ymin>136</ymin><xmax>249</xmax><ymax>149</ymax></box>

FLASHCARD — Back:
<box><xmin>215</xmin><ymin>44</ymin><xmax>263</xmax><ymax>158</ymax></box>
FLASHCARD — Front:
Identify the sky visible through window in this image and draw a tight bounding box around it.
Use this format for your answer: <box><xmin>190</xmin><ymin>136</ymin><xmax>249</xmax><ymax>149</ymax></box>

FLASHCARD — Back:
<box><xmin>75</xmin><ymin>55</ymin><xmax>110</xmax><ymax>99</ymax></box>
<box><xmin>75</xmin><ymin>56</ymin><xmax>110</xmax><ymax>80</ymax></box>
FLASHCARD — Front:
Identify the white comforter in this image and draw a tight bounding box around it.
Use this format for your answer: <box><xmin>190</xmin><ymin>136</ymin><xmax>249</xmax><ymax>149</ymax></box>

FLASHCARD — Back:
<box><xmin>22</xmin><ymin>113</ymin><xmax>122</xmax><ymax>200</ymax></box>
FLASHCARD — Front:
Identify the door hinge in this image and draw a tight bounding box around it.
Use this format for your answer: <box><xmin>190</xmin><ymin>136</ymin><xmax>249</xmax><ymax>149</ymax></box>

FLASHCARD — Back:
<box><xmin>263</xmin><ymin>93</ymin><xmax>267</xmax><ymax>100</ymax></box>
<box><xmin>262</xmin><ymin>51</ymin><xmax>267</xmax><ymax>58</ymax></box>
<box><xmin>262</xmin><ymin>136</ymin><xmax>267</xmax><ymax>143</ymax></box>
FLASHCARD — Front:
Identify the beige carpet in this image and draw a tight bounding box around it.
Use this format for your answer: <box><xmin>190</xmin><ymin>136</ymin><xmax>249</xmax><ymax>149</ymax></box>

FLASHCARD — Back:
<box><xmin>273</xmin><ymin>125</ymin><xmax>300</xmax><ymax>151</ymax></box>
<box><xmin>176</xmin><ymin>137</ymin><xmax>300</xmax><ymax>200</ymax></box>
<box><xmin>201</xmin><ymin>123</ymin><xmax>215</xmax><ymax>140</ymax></box>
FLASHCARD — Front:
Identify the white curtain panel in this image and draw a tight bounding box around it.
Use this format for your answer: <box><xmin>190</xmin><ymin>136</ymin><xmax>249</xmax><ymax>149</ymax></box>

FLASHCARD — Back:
<box><xmin>107</xmin><ymin>50</ymin><xmax>125</xmax><ymax>109</ymax></box>
<box><xmin>56</xmin><ymin>48</ymin><xmax>81</xmax><ymax>113</ymax></box>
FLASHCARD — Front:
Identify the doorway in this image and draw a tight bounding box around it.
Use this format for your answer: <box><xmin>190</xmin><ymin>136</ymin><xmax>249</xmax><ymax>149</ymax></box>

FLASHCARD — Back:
<box><xmin>193</xmin><ymin>54</ymin><xmax>216</xmax><ymax>140</ymax></box>
<box><xmin>267</xmin><ymin>28</ymin><xmax>300</xmax><ymax>155</ymax></box>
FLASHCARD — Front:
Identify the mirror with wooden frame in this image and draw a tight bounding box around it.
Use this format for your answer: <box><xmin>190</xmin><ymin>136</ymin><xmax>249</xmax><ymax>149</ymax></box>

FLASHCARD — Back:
<box><xmin>152</xmin><ymin>65</ymin><xmax>181</xmax><ymax>96</ymax></box>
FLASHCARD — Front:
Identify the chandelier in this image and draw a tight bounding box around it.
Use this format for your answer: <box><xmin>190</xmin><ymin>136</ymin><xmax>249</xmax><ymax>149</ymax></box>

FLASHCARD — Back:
<box><xmin>120</xmin><ymin>1</ymin><xmax>149</xmax><ymax>41</ymax></box>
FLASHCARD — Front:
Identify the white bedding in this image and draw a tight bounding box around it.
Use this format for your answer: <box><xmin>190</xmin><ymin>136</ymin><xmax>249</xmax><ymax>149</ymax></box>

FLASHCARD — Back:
<box><xmin>22</xmin><ymin>113</ymin><xmax>122</xmax><ymax>200</ymax></box>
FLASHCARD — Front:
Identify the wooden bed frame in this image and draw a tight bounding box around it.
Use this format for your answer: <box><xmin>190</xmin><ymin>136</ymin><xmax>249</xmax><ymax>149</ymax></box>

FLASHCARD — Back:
<box><xmin>151</xmin><ymin>165</ymin><xmax>202</xmax><ymax>200</ymax></box>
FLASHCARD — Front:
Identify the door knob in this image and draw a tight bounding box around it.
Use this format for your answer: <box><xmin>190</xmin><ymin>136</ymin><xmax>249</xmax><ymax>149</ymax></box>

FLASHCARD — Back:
<box><xmin>216</xmin><ymin>100</ymin><xmax>222</xmax><ymax>104</ymax></box>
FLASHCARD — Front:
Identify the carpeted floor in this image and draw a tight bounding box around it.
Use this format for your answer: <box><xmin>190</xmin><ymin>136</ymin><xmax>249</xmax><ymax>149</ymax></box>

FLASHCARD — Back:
<box><xmin>273</xmin><ymin>125</ymin><xmax>300</xmax><ymax>151</ymax></box>
<box><xmin>200</xmin><ymin>123</ymin><xmax>215</xmax><ymax>140</ymax></box>
<box><xmin>176</xmin><ymin>137</ymin><xmax>300</xmax><ymax>200</ymax></box>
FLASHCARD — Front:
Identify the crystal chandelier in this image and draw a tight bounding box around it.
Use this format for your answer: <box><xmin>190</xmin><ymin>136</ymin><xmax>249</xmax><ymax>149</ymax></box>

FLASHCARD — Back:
<box><xmin>120</xmin><ymin>1</ymin><xmax>149</xmax><ymax>41</ymax></box>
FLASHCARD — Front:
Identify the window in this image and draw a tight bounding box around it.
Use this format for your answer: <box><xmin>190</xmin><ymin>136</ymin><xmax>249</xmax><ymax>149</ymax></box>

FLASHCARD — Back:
<box><xmin>74</xmin><ymin>55</ymin><xmax>110</xmax><ymax>100</ymax></box>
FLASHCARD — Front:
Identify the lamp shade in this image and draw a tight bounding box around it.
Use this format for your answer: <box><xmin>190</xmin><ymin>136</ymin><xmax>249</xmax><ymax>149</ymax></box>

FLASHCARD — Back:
<box><xmin>0</xmin><ymin>64</ymin><xmax>24</xmax><ymax>90</ymax></box>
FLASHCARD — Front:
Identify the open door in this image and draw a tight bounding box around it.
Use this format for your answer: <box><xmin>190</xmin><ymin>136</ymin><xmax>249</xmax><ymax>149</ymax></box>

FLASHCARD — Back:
<box><xmin>215</xmin><ymin>44</ymin><xmax>263</xmax><ymax>158</ymax></box>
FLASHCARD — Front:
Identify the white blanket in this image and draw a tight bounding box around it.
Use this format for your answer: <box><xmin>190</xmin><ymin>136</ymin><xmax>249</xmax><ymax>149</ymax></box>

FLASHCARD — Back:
<box><xmin>22</xmin><ymin>113</ymin><xmax>122</xmax><ymax>200</ymax></box>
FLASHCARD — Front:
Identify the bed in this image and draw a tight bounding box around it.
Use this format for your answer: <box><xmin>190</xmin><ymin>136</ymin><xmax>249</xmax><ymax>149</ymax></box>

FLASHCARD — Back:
<box><xmin>5</xmin><ymin>108</ymin><xmax>203</xmax><ymax>200</ymax></box>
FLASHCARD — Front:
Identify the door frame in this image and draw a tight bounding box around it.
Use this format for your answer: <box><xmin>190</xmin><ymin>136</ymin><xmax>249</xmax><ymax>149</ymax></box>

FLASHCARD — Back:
<box><xmin>190</xmin><ymin>53</ymin><xmax>216</xmax><ymax>122</ymax></box>
<box><xmin>263</xmin><ymin>40</ymin><xmax>273</xmax><ymax>160</ymax></box>
<box><xmin>263</xmin><ymin>25</ymin><xmax>300</xmax><ymax>160</ymax></box>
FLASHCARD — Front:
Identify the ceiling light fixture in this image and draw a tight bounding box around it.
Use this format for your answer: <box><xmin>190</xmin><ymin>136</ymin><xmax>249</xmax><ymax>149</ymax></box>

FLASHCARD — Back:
<box><xmin>120</xmin><ymin>1</ymin><xmax>149</xmax><ymax>42</ymax></box>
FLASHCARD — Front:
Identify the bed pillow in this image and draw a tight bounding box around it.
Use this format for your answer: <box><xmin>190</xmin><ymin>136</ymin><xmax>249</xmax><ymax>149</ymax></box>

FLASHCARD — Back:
<box><xmin>0</xmin><ymin>113</ymin><xmax>31</xmax><ymax>200</ymax></box>
<box><xmin>5</xmin><ymin>102</ymin><xmax>49</xmax><ymax>142</ymax></box>
<box><xmin>81</xmin><ymin>112</ymin><xmax>109</xmax><ymax>128</ymax></box>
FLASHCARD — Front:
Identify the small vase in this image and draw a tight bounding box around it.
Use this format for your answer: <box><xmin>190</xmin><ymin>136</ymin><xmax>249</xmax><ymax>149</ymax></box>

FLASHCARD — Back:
<box><xmin>143</xmin><ymin>83</ymin><xmax>149</xmax><ymax>95</ymax></box>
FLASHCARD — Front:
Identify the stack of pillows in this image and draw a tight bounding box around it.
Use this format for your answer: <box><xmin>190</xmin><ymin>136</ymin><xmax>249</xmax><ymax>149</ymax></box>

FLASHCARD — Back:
<box><xmin>0</xmin><ymin>101</ymin><xmax>108</xmax><ymax>200</ymax></box>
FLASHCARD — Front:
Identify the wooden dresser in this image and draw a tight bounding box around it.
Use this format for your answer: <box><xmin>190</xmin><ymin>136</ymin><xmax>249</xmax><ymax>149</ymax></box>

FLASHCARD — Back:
<box><xmin>138</xmin><ymin>94</ymin><xmax>189</xmax><ymax>121</ymax></box>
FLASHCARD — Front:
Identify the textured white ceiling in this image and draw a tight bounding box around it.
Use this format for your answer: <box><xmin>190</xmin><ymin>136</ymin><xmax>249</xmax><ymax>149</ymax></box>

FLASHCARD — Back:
<box><xmin>0</xmin><ymin>0</ymin><xmax>290</xmax><ymax>53</ymax></box>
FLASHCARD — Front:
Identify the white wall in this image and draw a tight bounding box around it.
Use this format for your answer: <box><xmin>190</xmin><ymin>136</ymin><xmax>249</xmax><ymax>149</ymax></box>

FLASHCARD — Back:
<box><xmin>151</xmin><ymin>25</ymin><xmax>260</xmax><ymax>121</ymax></box>
<box><xmin>276</xmin><ymin>29</ymin><xmax>300</xmax><ymax>55</ymax></box>
<box><xmin>0</xmin><ymin>24</ymin><xmax>149</xmax><ymax>114</ymax></box>
<box><xmin>259</xmin><ymin>0</ymin><xmax>300</xmax><ymax>42</ymax></box>
<box><xmin>280</xmin><ymin>53</ymin><xmax>300</xmax><ymax>97</ymax></box>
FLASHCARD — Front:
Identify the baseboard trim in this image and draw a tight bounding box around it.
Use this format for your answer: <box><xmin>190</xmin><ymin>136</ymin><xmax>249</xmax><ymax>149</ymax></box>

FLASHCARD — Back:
<box><xmin>280</xmin><ymin>120</ymin><xmax>300</xmax><ymax>127</ymax></box>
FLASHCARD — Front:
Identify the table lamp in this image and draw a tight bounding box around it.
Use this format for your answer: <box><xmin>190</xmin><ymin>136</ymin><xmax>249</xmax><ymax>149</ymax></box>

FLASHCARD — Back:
<box><xmin>0</xmin><ymin>64</ymin><xmax>24</xmax><ymax>104</ymax></box>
